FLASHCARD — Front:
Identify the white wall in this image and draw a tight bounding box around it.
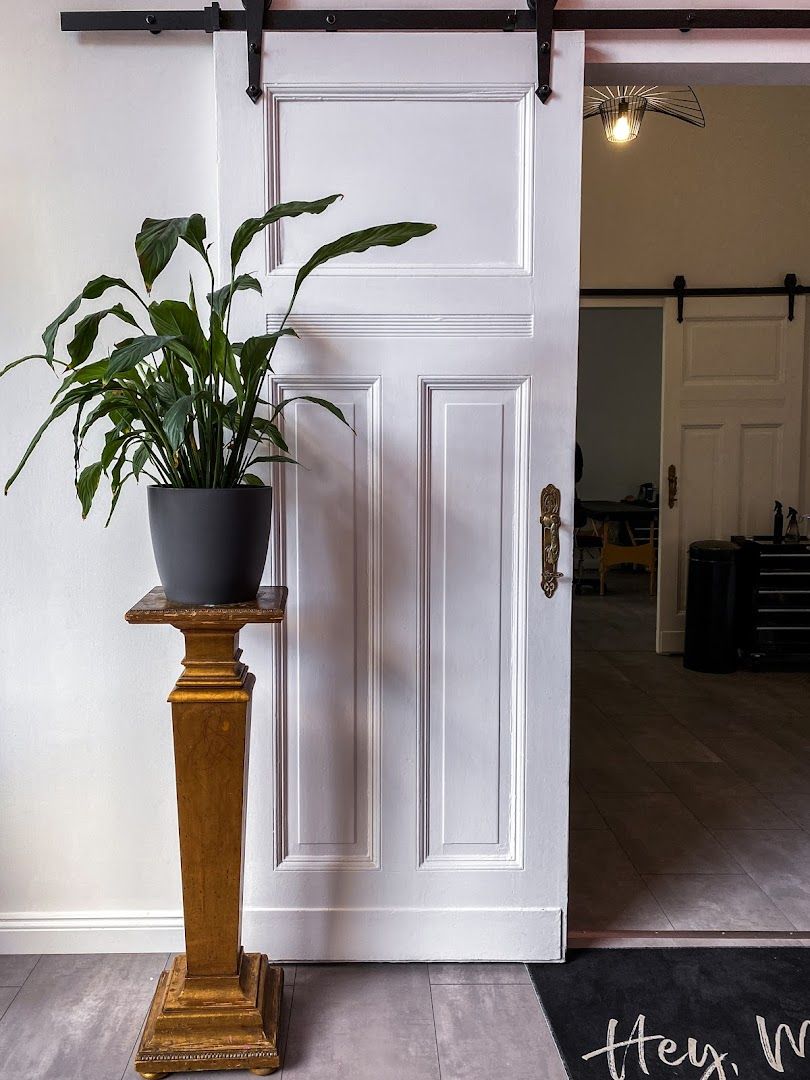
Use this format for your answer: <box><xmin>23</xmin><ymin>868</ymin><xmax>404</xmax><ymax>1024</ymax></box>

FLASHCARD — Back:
<box><xmin>0</xmin><ymin>2</ymin><xmax>216</xmax><ymax>950</ymax></box>
<box><xmin>577</xmin><ymin>307</ymin><xmax>663</xmax><ymax>502</ymax></box>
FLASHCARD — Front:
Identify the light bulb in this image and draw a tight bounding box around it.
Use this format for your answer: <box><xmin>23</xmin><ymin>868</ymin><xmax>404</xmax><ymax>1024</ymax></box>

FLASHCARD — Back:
<box><xmin>611</xmin><ymin>114</ymin><xmax>631</xmax><ymax>143</ymax></box>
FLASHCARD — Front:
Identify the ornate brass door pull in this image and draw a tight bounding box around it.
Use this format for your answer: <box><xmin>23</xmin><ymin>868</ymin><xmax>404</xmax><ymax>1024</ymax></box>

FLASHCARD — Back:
<box><xmin>540</xmin><ymin>484</ymin><xmax>562</xmax><ymax>598</ymax></box>
<box><xmin>668</xmin><ymin>464</ymin><xmax>678</xmax><ymax>509</ymax></box>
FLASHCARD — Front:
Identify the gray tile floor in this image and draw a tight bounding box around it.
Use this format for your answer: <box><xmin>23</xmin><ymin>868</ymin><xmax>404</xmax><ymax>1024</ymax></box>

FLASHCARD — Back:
<box><xmin>2</xmin><ymin>578</ymin><xmax>808</xmax><ymax>1080</ymax></box>
<box><xmin>0</xmin><ymin>956</ymin><xmax>569</xmax><ymax>1080</ymax></box>
<box><xmin>571</xmin><ymin>574</ymin><xmax>810</xmax><ymax>934</ymax></box>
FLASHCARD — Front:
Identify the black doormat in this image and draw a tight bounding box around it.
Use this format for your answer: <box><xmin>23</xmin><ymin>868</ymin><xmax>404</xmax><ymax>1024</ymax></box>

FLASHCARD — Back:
<box><xmin>529</xmin><ymin>948</ymin><xmax>809</xmax><ymax>1080</ymax></box>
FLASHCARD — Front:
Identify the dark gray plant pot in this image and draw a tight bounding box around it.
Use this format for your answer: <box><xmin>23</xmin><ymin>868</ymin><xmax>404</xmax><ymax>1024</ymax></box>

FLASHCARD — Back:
<box><xmin>148</xmin><ymin>486</ymin><xmax>273</xmax><ymax>605</ymax></box>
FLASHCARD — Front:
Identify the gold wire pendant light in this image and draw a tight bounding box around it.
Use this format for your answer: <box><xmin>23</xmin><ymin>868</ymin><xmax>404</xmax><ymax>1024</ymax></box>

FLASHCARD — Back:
<box><xmin>584</xmin><ymin>86</ymin><xmax>705</xmax><ymax>144</ymax></box>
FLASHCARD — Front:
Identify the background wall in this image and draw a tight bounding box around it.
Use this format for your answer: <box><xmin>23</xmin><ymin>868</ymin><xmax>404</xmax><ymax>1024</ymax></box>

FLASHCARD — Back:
<box><xmin>0</xmin><ymin>2</ymin><xmax>216</xmax><ymax>950</ymax></box>
<box><xmin>577</xmin><ymin>308</ymin><xmax>663</xmax><ymax>502</ymax></box>
<box><xmin>580</xmin><ymin>84</ymin><xmax>810</xmax><ymax>511</ymax></box>
<box><xmin>4</xmin><ymin>8</ymin><xmax>810</xmax><ymax>952</ymax></box>
<box><xmin>581</xmin><ymin>85</ymin><xmax>810</xmax><ymax>288</ymax></box>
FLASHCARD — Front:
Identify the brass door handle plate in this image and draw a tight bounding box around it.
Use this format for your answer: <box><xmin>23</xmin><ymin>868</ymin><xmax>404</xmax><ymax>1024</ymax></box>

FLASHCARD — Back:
<box><xmin>540</xmin><ymin>484</ymin><xmax>562</xmax><ymax>598</ymax></box>
<box><xmin>668</xmin><ymin>464</ymin><xmax>678</xmax><ymax>509</ymax></box>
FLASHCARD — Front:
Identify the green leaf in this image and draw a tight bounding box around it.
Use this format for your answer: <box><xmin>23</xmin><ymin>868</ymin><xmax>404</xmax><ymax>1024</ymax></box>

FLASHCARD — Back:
<box><xmin>105</xmin><ymin>449</ymin><xmax>135</xmax><ymax>527</ymax></box>
<box><xmin>163</xmin><ymin>394</ymin><xmax>193</xmax><ymax>451</ymax></box>
<box><xmin>242</xmin><ymin>473</ymin><xmax>265</xmax><ymax>487</ymax></box>
<box><xmin>78</xmin><ymin>395</ymin><xmax>124</xmax><ymax>441</ymax></box>
<box><xmin>188</xmin><ymin>274</ymin><xmax>199</xmax><ymax>316</ymax></box>
<box><xmin>149</xmin><ymin>300</ymin><xmax>208</xmax><ymax>365</ymax></box>
<box><xmin>250</xmin><ymin>416</ymin><xmax>289</xmax><ymax>453</ymax></box>
<box><xmin>105</xmin><ymin>334</ymin><xmax>178</xmax><ymax>380</ymax></box>
<box><xmin>239</xmin><ymin>330</ymin><xmax>297</xmax><ymax>380</ymax></box>
<box><xmin>5</xmin><ymin>386</ymin><xmax>96</xmax><ymax>494</ymax></box>
<box><xmin>150</xmin><ymin>379</ymin><xmax>180</xmax><ymax>407</ymax></box>
<box><xmin>0</xmin><ymin>354</ymin><xmax>55</xmax><ymax>379</ymax></box>
<box><xmin>292</xmin><ymin>221</ymin><xmax>436</xmax><ymax>304</ymax></box>
<box><xmin>83</xmin><ymin>275</ymin><xmax>143</xmax><ymax>302</ymax></box>
<box><xmin>135</xmin><ymin>217</ymin><xmax>190</xmax><ymax>293</ymax></box>
<box><xmin>272</xmin><ymin>394</ymin><xmax>352</xmax><ymax>430</ymax></box>
<box><xmin>181</xmin><ymin>215</ymin><xmax>208</xmax><ymax>261</ymax></box>
<box><xmin>67</xmin><ymin>304</ymin><xmax>139</xmax><ymax>368</ymax></box>
<box><xmin>100</xmin><ymin>430</ymin><xmax>128</xmax><ymax>471</ymax></box>
<box><xmin>58</xmin><ymin>358</ymin><xmax>110</xmax><ymax>398</ymax></box>
<box><xmin>209</xmin><ymin>274</ymin><xmax>262</xmax><ymax>321</ymax></box>
<box><xmin>42</xmin><ymin>296</ymin><xmax>82</xmax><ymax>363</ymax></box>
<box><xmin>132</xmin><ymin>444</ymin><xmax>150</xmax><ymax>478</ymax></box>
<box><xmin>247</xmin><ymin>454</ymin><xmax>300</xmax><ymax>467</ymax></box>
<box><xmin>42</xmin><ymin>275</ymin><xmax>143</xmax><ymax>364</ymax></box>
<box><xmin>230</xmin><ymin>194</ymin><xmax>343</xmax><ymax>273</ymax></box>
<box><xmin>76</xmin><ymin>461</ymin><xmax>103</xmax><ymax>518</ymax></box>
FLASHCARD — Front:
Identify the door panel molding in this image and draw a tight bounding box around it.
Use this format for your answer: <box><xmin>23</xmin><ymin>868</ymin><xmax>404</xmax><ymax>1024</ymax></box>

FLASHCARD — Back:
<box><xmin>264</xmin><ymin>82</ymin><xmax>536</xmax><ymax>277</ymax></box>
<box><xmin>270</xmin><ymin>375</ymin><xmax>382</xmax><ymax>871</ymax></box>
<box><xmin>416</xmin><ymin>376</ymin><xmax>530</xmax><ymax>871</ymax></box>
<box><xmin>266</xmin><ymin>313</ymin><xmax>535</xmax><ymax>337</ymax></box>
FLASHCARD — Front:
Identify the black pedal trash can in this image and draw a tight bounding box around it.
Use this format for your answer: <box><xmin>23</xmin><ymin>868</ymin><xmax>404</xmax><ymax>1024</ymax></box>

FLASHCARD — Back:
<box><xmin>684</xmin><ymin>540</ymin><xmax>739</xmax><ymax>673</ymax></box>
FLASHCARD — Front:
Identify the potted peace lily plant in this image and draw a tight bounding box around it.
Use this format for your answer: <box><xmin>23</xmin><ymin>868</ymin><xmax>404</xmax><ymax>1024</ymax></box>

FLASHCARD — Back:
<box><xmin>2</xmin><ymin>196</ymin><xmax>435</xmax><ymax>604</ymax></box>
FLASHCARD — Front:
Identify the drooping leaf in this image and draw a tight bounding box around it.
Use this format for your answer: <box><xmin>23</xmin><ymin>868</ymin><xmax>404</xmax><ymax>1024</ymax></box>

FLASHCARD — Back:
<box><xmin>242</xmin><ymin>473</ymin><xmax>265</xmax><ymax>487</ymax></box>
<box><xmin>67</xmin><ymin>304</ymin><xmax>139</xmax><ymax>367</ymax></box>
<box><xmin>42</xmin><ymin>296</ymin><xmax>82</xmax><ymax>363</ymax></box>
<box><xmin>230</xmin><ymin>194</ymin><xmax>343</xmax><ymax>273</ymax></box>
<box><xmin>0</xmin><ymin>354</ymin><xmax>57</xmax><ymax>379</ymax></box>
<box><xmin>72</xmin><ymin>395</ymin><xmax>94</xmax><ymax>483</ymax></box>
<box><xmin>163</xmin><ymin>394</ymin><xmax>193</xmax><ymax>451</ymax></box>
<box><xmin>271</xmin><ymin>395</ymin><xmax>352</xmax><ymax>430</ymax></box>
<box><xmin>292</xmin><ymin>221</ymin><xmax>436</xmax><ymax>304</ymax></box>
<box><xmin>209</xmin><ymin>274</ymin><xmax>262</xmax><ymax>321</ymax></box>
<box><xmin>246</xmin><ymin>454</ymin><xmax>300</xmax><ymax>467</ymax></box>
<box><xmin>58</xmin><ymin>359</ymin><xmax>110</xmax><ymax>397</ymax></box>
<box><xmin>239</xmin><ymin>329</ymin><xmax>297</xmax><ymax>380</ymax></box>
<box><xmin>83</xmin><ymin>275</ymin><xmax>144</xmax><ymax>302</ymax></box>
<box><xmin>250</xmin><ymin>416</ymin><xmax>289</xmax><ymax>453</ymax></box>
<box><xmin>42</xmin><ymin>275</ymin><xmax>144</xmax><ymax>363</ymax></box>
<box><xmin>135</xmin><ymin>217</ymin><xmax>190</xmax><ymax>293</ymax></box>
<box><xmin>105</xmin><ymin>334</ymin><xmax>178</xmax><ymax>380</ymax></box>
<box><xmin>181</xmin><ymin>215</ymin><xmax>208</xmax><ymax>262</ymax></box>
<box><xmin>5</xmin><ymin>386</ymin><xmax>97</xmax><ymax>494</ymax></box>
<box><xmin>79</xmin><ymin>395</ymin><xmax>128</xmax><ymax>441</ymax></box>
<box><xmin>132</xmin><ymin>444</ymin><xmax>150</xmax><ymax>478</ymax></box>
<box><xmin>105</xmin><ymin>470</ymin><xmax>132</xmax><ymax>527</ymax></box>
<box><xmin>105</xmin><ymin>447</ymin><xmax>136</xmax><ymax>527</ymax></box>
<box><xmin>100</xmin><ymin>430</ymin><xmax>129</xmax><ymax>471</ymax></box>
<box><xmin>77</xmin><ymin>461</ymin><xmax>103</xmax><ymax>518</ymax></box>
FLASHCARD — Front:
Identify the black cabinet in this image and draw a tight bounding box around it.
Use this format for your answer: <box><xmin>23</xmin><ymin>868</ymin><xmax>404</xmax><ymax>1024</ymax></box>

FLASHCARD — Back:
<box><xmin>733</xmin><ymin>535</ymin><xmax>810</xmax><ymax>668</ymax></box>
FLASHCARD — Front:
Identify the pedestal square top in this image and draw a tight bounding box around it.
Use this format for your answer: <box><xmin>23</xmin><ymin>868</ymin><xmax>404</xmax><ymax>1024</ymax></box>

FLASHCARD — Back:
<box><xmin>126</xmin><ymin>586</ymin><xmax>288</xmax><ymax>626</ymax></box>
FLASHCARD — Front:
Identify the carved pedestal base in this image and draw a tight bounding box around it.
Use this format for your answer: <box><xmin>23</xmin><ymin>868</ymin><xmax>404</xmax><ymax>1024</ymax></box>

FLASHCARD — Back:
<box><xmin>134</xmin><ymin>952</ymin><xmax>283</xmax><ymax>1077</ymax></box>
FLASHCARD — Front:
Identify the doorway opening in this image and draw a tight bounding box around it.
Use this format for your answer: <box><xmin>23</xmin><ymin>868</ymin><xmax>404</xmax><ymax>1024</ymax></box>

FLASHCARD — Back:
<box><xmin>574</xmin><ymin>304</ymin><xmax>663</xmax><ymax>651</ymax></box>
<box><xmin>569</xmin><ymin>83</ymin><xmax>810</xmax><ymax>943</ymax></box>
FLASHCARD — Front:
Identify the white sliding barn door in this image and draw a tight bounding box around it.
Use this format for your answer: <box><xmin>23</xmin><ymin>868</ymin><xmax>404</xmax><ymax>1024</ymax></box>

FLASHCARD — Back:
<box><xmin>216</xmin><ymin>30</ymin><xmax>584</xmax><ymax>961</ymax></box>
<box><xmin>658</xmin><ymin>296</ymin><xmax>806</xmax><ymax>654</ymax></box>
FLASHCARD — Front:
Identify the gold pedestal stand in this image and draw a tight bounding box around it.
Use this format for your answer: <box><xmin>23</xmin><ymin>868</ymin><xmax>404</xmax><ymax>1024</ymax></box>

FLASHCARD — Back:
<box><xmin>126</xmin><ymin>587</ymin><xmax>288</xmax><ymax>1078</ymax></box>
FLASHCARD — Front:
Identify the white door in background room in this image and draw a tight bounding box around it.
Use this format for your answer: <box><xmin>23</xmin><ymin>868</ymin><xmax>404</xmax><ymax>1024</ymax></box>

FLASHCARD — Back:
<box><xmin>215</xmin><ymin>30</ymin><xmax>584</xmax><ymax>961</ymax></box>
<box><xmin>658</xmin><ymin>296</ymin><xmax>806</xmax><ymax>654</ymax></box>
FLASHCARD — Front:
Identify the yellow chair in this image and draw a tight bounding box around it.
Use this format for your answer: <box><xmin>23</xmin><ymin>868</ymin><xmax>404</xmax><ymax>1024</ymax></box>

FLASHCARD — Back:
<box><xmin>596</xmin><ymin>518</ymin><xmax>657</xmax><ymax>597</ymax></box>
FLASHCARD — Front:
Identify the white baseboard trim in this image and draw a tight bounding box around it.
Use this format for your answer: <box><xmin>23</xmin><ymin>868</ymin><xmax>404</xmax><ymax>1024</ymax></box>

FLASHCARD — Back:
<box><xmin>0</xmin><ymin>910</ymin><xmax>185</xmax><ymax>954</ymax></box>
<box><xmin>0</xmin><ymin>906</ymin><xmax>563</xmax><ymax>962</ymax></box>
